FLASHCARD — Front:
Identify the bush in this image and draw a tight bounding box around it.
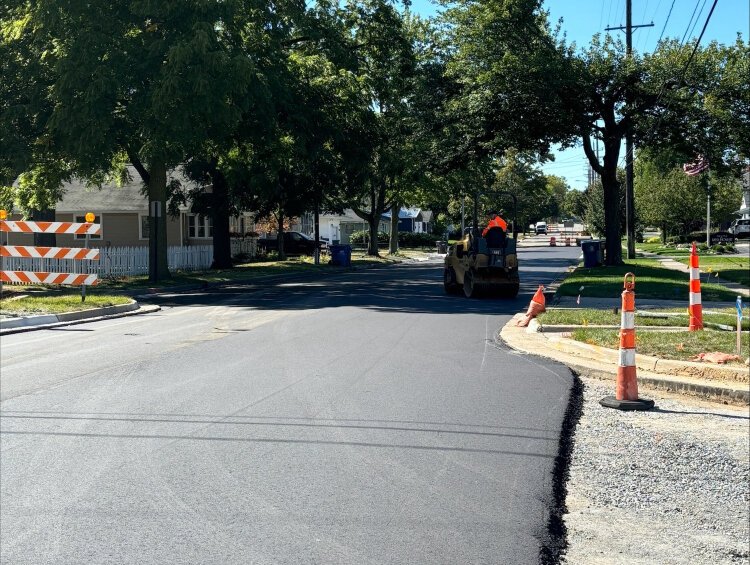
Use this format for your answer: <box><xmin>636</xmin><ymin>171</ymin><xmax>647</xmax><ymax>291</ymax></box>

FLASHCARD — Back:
<box><xmin>645</xmin><ymin>236</ymin><xmax>661</xmax><ymax>244</ymax></box>
<box><xmin>698</xmin><ymin>243</ymin><xmax>709</xmax><ymax>251</ymax></box>
<box><xmin>350</xmin><ymin>230</ymin><xmax>389</xmax><ymax>244</ymax></box>
<box><xmin>398</xmin><ymin>231</ymin><xmax>436</xmax><ymax>247</ymax></box>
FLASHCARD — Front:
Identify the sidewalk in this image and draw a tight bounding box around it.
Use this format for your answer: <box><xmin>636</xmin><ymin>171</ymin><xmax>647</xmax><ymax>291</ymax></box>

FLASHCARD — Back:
<box><xmin>640</xmin><ymin>250</ymin><xmax>750</xmax><ymax>298</ymax></box>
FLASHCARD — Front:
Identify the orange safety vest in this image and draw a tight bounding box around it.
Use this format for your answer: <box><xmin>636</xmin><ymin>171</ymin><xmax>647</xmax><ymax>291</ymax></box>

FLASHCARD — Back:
<box><xmin>482</xmin><ymin>216</ymin><xmax>507</xmax><ymax>237</ymax></box>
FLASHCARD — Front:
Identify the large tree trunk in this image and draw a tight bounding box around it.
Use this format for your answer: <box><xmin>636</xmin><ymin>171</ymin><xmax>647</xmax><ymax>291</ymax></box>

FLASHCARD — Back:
<box><xmin>601</xmin><ymin>166</ymin><xmax>622</xmax><ymax>266</ymax></box>
<box><xmin>389</xmin><ymin>201</ymin><xmax>399</xmax><ymax>254</ymax></box>
<box><xmin>31</xmin><ymin>209</ymin><xmax>56</xmax><ymax>247</ymax></box>
<box><xmin>210</xmin><ymin>171</ymin><xmax>232</xmax><ymax>270</ymax></box>
<box><xmin>277</xmin><ymin>207</ymin><xmax>286</xmax><ymax>261</ymax></box>
<box><xmin>147</xmin><ymin>162</ymin><xmax>170</xmax><ymax>282</ymax></box>
<box><xmin>368</xmin><ymin>217</ymin><xmax>380</xmax><ymax>256</ymax></box>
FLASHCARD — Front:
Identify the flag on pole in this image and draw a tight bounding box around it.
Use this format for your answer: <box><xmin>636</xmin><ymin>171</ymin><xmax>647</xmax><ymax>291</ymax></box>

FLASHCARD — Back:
<box><xmin>683</xmin><ymin>155</ymin><xmax>709</xmax><ymax>176</ymax></box>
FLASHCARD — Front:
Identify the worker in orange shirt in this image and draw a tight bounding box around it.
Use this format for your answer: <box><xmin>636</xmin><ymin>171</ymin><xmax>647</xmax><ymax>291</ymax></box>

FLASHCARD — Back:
<box><xmin>482</xmin><ymin>210</ymin><xmax>507</xmax><ymax>237</ymax></box>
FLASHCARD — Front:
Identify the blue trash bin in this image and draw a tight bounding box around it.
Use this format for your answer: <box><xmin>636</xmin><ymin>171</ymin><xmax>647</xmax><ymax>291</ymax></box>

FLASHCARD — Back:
<box><xmin>330</xmin><ymin>244</ymin><xmax>352</xmax><ymax>267</ymax></box>
<box><xmin>581</xmin><ymin>240</ymin><xmax>601</xmax><ymax>268</ymax></box>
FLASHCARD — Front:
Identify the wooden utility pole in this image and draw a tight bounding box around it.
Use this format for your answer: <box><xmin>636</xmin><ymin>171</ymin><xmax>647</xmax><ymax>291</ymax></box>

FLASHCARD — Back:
<box><xmin>606</xmin><ymin>1</ymin><xmax>653</xmax><ymax>260</ymax></box>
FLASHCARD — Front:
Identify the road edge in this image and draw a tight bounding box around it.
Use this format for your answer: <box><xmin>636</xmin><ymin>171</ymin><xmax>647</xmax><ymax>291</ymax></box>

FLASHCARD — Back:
<box><xmin>0</xmin><ymin>303</ymin><xmax>161</xmax><ymax>335</ymax></box>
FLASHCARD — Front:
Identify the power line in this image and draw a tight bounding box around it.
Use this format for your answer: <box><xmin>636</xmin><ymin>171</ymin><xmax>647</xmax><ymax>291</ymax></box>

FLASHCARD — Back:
<box><xmin>656</xmin><ymin>0</ymin><xmax>677</xmax><ymax>45</ymax></box>
<box><xmin>687</xmin><ymin>0</ymin><xmax>710</xmax><ymax>42</ymax></box>
<box><xmin>679</xmin><ymin>0</ymin><xmax>704</xmax><ymax>46</ymax></box>
<box><xmin>639</xmin><ymin>0</ymin><xmax>663</xmax><ymax>51</ymax></box>
<box><xmin>640</xmin><ymin>0</ymin><xmax>719</xmax><ymax>149</ymax></box>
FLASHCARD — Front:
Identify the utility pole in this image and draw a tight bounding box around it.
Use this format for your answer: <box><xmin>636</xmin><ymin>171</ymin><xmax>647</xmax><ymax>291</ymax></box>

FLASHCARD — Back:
<box><xmin>606</xmin><ymin>0</ymin><xmax>653</xmax><ymax>260</ymax></box>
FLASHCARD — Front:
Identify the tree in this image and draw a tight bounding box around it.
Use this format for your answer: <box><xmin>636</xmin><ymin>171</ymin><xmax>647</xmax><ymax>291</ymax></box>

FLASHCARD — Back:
<box><xmin>635</xmin><ymin>150</ymin><xmax>742</xmax><ymax>241</ymax></box>
<box><xmin>439</xmin><ymin>0</ymin><xmax>579</xmax><ymax>172</ymax></box>
<box><xmin>5</xmin><ymin>0</ymin><xmax>260</xmax><ymax>281</ymax></box>
<box><xmin>343</xmin><ymin>0</ymin><xmax>417</xmax><ymax>256</ymax></box>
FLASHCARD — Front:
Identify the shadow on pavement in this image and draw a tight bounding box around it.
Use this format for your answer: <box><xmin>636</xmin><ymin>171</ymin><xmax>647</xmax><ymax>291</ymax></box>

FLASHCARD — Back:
<box><xmin>141</xmin><ymin>252</ymin><xmax>580</xmax><ymax>316</ymax></box>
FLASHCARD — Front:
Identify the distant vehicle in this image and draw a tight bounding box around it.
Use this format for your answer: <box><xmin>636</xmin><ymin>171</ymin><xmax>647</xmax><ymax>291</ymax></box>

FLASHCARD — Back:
<box><xmin>535</xmin><ymin>221</ymin><xmax>548</xmax><ymax>235</ymax></box>
<box><xmin>257</xmin><ymin>231</ymin><xmax>325</xmax><ymax>255</ymax></box>
<box><xmin>729</xmin><ymin>219</ymin><xmax>750</xmax><ymax>239</ymax></box>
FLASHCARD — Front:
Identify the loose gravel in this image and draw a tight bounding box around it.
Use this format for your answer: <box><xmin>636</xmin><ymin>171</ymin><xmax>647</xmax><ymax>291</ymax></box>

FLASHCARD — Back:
<box><xmin>562</xmin><ymin>377</ymin><xmax>750</xmax><ymax>564</ymax></box>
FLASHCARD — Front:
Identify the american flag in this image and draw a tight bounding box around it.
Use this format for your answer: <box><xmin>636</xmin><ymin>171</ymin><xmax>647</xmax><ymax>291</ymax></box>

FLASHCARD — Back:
<box><xmin>683</xmin><ymin>156</ymin><xmax>709</xmax><ymax>176</ymax></box>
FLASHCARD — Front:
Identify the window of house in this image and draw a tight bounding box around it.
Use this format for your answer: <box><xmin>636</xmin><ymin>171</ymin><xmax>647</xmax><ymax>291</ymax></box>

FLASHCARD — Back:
<box><xmin>139</xmin><ymin>215</ymin><xmax>150</xmax><ymax>240</ymax></box>
<box><xmin>74</xmin><ymin>214</ymin><xmax>102</xmax><ymax>240</ymax></box>
<box><xmin>188</xmin><ymin>214</ymin><xmax>213</xmax><ymax>238</ymax></box>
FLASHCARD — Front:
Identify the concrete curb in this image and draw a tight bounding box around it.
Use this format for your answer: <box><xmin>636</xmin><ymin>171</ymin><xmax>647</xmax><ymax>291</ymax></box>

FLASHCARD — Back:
<box><xmin>0</xmin><ymin>302</ymin><xmax>160</xmax><ymax>336</ymax></box>
<box><xmin>501</xmin><ymin>314</ymin><xmax>749</xmax><ymax>405</ymax></box>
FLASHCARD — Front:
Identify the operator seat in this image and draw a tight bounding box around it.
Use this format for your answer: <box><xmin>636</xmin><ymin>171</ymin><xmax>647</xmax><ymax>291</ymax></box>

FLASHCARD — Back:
<box><xmin>484</xmin><ymin>226</ymin><xmax>507</xmax><ymax>249</ymax></box>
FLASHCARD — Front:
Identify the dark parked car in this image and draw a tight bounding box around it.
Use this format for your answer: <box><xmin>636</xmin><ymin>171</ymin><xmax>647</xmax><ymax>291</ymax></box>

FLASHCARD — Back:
<box><xmin>257</xmin><ymin>231</ymin><xmax>325</xmax><ymax>255</ymax></box>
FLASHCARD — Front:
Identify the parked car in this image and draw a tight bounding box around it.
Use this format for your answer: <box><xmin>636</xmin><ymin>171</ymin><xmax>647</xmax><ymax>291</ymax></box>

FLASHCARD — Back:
<box><xmin>257</xmin><ymin>231</ymin><xmax>325</xmax><ymax>255</ymax></box>
<box><xmin>535</xmin><ymin>221</ymin><xmax>548</xmax><ymax>235</ymax></box>
<box><xmin>729</xmin><ymin>218</ymin><xmax>750</xmax><ymax>239</ymax></box>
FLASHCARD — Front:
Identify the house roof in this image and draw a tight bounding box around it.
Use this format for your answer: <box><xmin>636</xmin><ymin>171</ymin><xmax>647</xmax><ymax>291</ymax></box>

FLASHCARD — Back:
<box><xmin>53</xmin><ymin>166</ymin><xmax>196</xmax><ymax>213</ymax></box>
<box><xmin>382</xmin><ymin>207</ymin><xmax>425</xmax><ymax>220</ymax></box>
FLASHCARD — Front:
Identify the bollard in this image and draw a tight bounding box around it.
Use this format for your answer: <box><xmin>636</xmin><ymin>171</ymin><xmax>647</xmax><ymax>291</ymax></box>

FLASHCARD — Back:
<box><xmin>549</xmin><ymin>236</ymin><xmax>556</xmax><ymax>246</ymax></box>
<box><xmin>600</xmin><ymin>273</ymin><xmax>654</xmax><ymax>411</ymax></box>
<box><xmin>565</xmin><ymin>237</ymin><xmax>571</xmax><ymax>246</ymax></box>
<box><xmin>688</xmin><ymin>242</ymin><xmax>703</xmax><ymax>331</ymax></box>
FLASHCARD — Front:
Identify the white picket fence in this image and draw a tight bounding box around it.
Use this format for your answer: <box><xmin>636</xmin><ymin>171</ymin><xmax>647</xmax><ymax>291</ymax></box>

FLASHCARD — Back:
<box><xmin>2</xmin><ymin>240</ymin><xmax>257</xmax><ymax>280</ymax></box>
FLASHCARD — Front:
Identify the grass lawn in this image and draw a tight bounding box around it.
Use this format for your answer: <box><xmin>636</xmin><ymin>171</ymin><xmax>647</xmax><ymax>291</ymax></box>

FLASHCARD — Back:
<box><xmin>572</xmin><ymin>327</ymin><xmax>749</xmax><ymax>364</ymax></box>
<box><xmin>556</xmin><ymin>259</ymin><xmax>738</xmax><ymax>302</ymax></box>
<box><xmin>0</xmin><ymin>294</ymin><xmax>132</xmax><ymax>315</ymax></box>
<box><xmin>538</xmin><ymin>307</ymin><xmax>749</xmax><ymax>331</ymax></box>
<box><xmin>675</xmin><ymin>255</ymin><xmax>750</xmax><ymax>287</ymax></box>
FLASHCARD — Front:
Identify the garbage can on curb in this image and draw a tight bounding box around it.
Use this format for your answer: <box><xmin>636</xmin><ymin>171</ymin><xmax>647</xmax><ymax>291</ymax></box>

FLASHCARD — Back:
<box><xmin>581</xmin><ymin>240</ymin><xmax>602</xmax><ymax>268</ymax></box>
<box><xmin>329</xmin><ymin>244</ymin><xmax>352</xmax><ymax>267</ymax></box>
<box><xmin>436</xmin><ymin>241</ymin><xmax>448</xmax><ymax>254</ymax></box>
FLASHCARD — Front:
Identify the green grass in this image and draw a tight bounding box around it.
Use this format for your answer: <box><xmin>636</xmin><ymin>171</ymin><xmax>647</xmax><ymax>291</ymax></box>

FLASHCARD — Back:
<box><xmin>538</xmin><ymin>307</ymin><xmax>749</xmax><ymax>331</ymax></box>
<box><xmin>572</xmin><ymin>327</ymin><xmax>749</xmax><ymax>364</ymax></box>
<box><xmin>557</xmin><ymin>259</ymin><xmax>738</xmax><ymax>302</ymax></box>
<box><xmin>675</xmin><ymin>255</ymin><xmax>750</xmax><ymax>287</ymax></box>
<box><xmin>0</xmin><ymin>294</ymin><xmax>132</xmax><ymax>315</ymax></box>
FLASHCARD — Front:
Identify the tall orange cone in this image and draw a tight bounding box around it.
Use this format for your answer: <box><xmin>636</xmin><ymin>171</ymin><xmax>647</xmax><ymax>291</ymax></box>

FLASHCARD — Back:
<box><xmin>516</xmin><ymin>285</ymin><xmax>546</xmax><ymax>327</ymax></box>
<box><xmin>600</xmin><ymin>273</ymin><xmax>654</xmax><ymax>411</ymax></box>
<box><xmin>688</xmin><ymin>242</ymin><xmax>703</xmax><ymax>331</ymax></box>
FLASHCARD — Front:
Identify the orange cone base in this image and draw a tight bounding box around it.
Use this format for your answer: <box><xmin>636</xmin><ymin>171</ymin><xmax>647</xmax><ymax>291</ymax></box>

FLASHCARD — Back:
<box><xmin>599</xmin><ymin>396</ymin><xmax>655</xmax><ymax>411</ymax></box>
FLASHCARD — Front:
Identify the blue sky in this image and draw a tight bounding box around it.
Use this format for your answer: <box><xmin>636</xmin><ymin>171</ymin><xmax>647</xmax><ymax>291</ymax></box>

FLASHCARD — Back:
<box><xmin>408</xmin><ymin>0</ymin><xmax>749</xmax><ymax>189</ymax></box>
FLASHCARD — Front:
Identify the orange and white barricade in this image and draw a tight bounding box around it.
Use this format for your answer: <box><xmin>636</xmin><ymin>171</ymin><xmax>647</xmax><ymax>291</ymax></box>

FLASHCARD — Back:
<box><xmin>0</xmin><ymin>211</ymin><xmax>100</xmax><ymax>290</ymax></box>
<box><xmin>688</xmin><ymin>242</ymin><xmax>703</xmax><ymax>331</ymax></box>
<box><xmin>600</xmin><ymin>273</ymin><xmax>654</xmax><ymax>411</ymax></box>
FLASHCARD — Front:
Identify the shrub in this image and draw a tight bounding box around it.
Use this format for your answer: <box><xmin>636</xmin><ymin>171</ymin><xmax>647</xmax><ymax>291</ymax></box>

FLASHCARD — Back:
<box><xmin>350</xmin><ymin>230</ymin><xmax>388</xmax><ymax>244</ymax></box>
<box><xmin>698</xmin><ymin>243</ymin><xmax>709</xmax><ymax>251</ymax></box>
<box><xmin>398</xmin><ymin>231</ymin><xmax>436</xmax><ymax>247</ymax></box>
<box><xmin>711</xmin><ymin>244</ymin><xmax>726</xmax><ymax>254</ymax></box>
<box><xmin>645</xmin><ymin>236</ymin><xmax>661</xmax><ymax>244</ymax></box>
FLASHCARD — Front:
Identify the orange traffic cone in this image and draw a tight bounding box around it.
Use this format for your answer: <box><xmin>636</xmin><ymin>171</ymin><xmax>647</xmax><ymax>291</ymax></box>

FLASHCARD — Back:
<box><xmin>516</xmin><ymin>285</ymin><xmax>546</xmax><ymax>327</ymax></box>
<box><xmin>549</xmin><ymin>236</ymin><xmax>556</xmax><ymax>246</ymax></box>
<box><xmin>688</xmin><ymin>242</ymin><xmax>703</xmax><ymax>331</ymax></box>
<box><xmin>600</xmin><ymin>273</ymin><xmax>654</xmax><ymax>411</ymax></box>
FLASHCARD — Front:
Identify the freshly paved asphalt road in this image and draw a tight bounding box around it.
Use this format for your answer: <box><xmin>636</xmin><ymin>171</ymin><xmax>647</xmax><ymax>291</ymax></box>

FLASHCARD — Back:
<box><xmin>1</xmin><ymin>242</ymin><xmax>582</xmax><ymax>564</ymax></box>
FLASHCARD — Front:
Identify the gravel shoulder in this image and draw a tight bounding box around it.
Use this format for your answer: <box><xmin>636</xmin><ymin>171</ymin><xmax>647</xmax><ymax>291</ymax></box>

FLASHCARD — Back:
<box><xmin>563</xmin><ymin>377</ymin><xmax>749</xmax><ymax>564</ymax></box>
